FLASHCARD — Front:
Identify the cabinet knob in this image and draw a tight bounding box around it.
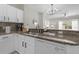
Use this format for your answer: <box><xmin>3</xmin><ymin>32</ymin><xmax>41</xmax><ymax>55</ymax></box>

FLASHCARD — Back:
<box><xmin>4</xmin><ymin>16</ymin><xmax>5</xmax><ymax>21</ymax></box>
<box><xmin>17</xmin><ymin>18</ymin><xmax>19</xmax><ymax>22</ymax></box>
<box><xmin>22</xmin><ymin>41</ymin><xmax>27</xmax><ymax>48</ymax></box>
<box><xmin>8</xmin><ymin>17</ymin><xmax>9</xmax><ymax>21</ymax></box>
<box><xmin>22</xmin><ymin>41</ymin><xmax>24</xmax><ymax>47</ymax></box>
<box><xmin>25</xmin><ymin>42</ymin><xmax>27</xmax><ymax>48</ymax></box>
<box><xmin>2</xmin><ymin>36</ymin><xmax>8</xmax><ymax>39</ymax></box>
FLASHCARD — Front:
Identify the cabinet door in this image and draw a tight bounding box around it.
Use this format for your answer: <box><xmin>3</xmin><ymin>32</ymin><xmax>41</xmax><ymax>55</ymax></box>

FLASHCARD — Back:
<box><xmin>16</xmin><ymin>35</ymin><xmax>35</xmax><ymax>54</ymax></box>
<box><xmin>0</xmin><ymin>4</ymin><xmax>3</xmax><ymax>21</ymax></box>
<box><xmin>0</xmin><ymin>36</ymin><xmax>9</xmax><ymax>54</ymax></box>
<box><xmin>66</xmin><ymin>45</ymin><xmax>79</xmax><ymax>54</ymax></box>
<box><xmin>35</xmin><ymin>39</ymin><xmax>67</xmax><ymax>54</ymax></box>
<box><xmin>35</xmin><ymin>39</ymin><xmax>55</xmax><ymax>54</ymax></box>
<box><xmin>15</xmin><ymin>34</ymin><xmax>25</xmax><ymax>54</ymax></box>
<box><xmin>0</xmin><ymin>35</ymin><xmax>15</xmax><ymax>54</ymax></box>
<box><xmin>0</xmin><ymin>4</ymin><xmax>7</xmax><ymax>22</ymax></box>
<box><xmin>7</xmin><ymin>34</ymin><xmax>17</xmax><ymax>53</ymax></box>
<box><xmin>17</xmin><ymin>9</ymin><xmax>23</xmax><ymax>23</ymax></box>
<box><xmin>24</xmin><ymin>36</ymin><xmax>35</xmax><ymax>54</ymax></box>
<box><xmin>18</xmin><ymin>37</ymin><xmax>25</xmax><ymax>54</ymax></box>
<box><xmin>7</xmin><ymin>5</ymin><xmax>17</xmax><ymax>22</ymax></box>
<box><xmin>53</xmin><ymin>44</ymin><xmax>67</xmax><ymax>54</ymax></box>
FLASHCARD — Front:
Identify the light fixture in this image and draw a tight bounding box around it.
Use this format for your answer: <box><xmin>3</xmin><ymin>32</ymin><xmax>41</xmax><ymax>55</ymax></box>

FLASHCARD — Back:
<box><xmin>47</xmin><ymin>4</ymin><xmax>67</xmax><ymax>16</ymax></box>
<box><xmin>47</xmin><ymin>4</ymin><xmax>58</xmax><ymax>15</ymax></box>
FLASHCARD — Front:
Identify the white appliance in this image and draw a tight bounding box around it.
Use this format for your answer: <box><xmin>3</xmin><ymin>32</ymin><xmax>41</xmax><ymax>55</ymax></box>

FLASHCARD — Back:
<box><xmin>5</xmin><ymin>26</ymin><xmax>11</xmax><ymax>33</ymax></box>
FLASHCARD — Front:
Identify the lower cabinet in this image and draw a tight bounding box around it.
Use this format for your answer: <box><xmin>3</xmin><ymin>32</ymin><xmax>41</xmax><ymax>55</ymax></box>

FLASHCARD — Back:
<box><xmin>35</xmin><ymin>39</ymin><xmax>54</xmax><ymax>54</ymax></box>
<box><xmin>1</xmin><ymin>33</ymin><xmax>79</xmax><ymax>54</ymax></box>
<box><xmin>24</xmin><ymin>36</ymin><xmax>35</xmax><ymax>54</ymax></box>
<box><xmin>15</xmin><ymin>34</ymin><xmax>67</xmax><ymax>54</ymax></box>
<box><xmin>0</xmin><ymin>34</ymin><xmax>16</xmax><ymax>54</ymax></box>
<box><xmin>0</xmin><ymin>35</ymin><xmax>10</xmax><ymax>54</ymax></box>
<box><xmin>13</xmin><ymin>34</ymin><xmax>79</xmax><ymax>54</ymax></box>
<box><xmin>6</xmin><ymin>34</ymin><xmax>16</xmax><ymax>53</ymax></box>
<box><xmin>35</xmin><ymin>39</ymin><xmax>67</xmax><ymax>54</ymax></box>
<box><xmin>15</xmin><ymin>34</ymin><xmax>25</xmax><ymax>54</ymax></box>
<box><xmin>66</xmin><ymin>45</ymin><xmax>79</xmax><ymax>54</ymax></box>
<box><xmin>15</xmin><ymin>34</ymin><xmax>35</xmax><ymax>54</ymax></box>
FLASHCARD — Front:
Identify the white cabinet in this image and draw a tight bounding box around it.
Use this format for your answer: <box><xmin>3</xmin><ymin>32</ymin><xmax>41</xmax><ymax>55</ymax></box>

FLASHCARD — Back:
<box><xmin>7</xmin><ymin>5</ymin><xmax>23</xmax><ymax>23</ymax></box>
<box><xmin>15</xmin><ymin>34</ymin><xmax>34</xmax><ymax>54</ymax></box>
<box><xmin>15</xmin><ymin>34</ymin><xmax>25</xmax><ymax>54</ymax></box>
<box><xmin>1</xmin><ymin>33</ymin><xmax>79</xmax><ymax>54</ymax></box>
<box><xmin>0</xmin><ymin>4</ymin><xmax>23</xmax><ymax>23</ymax></box>
<box><xmin>7</xmin><ymin>34</ymin><xmax>17</xmax><ymax>52</ymax></box>
<box><xmin>7</xmin><ymin>5</ymin><xmax>17</xmax><ymax>22</ymax></box>
<box><xmin>24</xmin><ymin>36</ymin><xmax>35</xmax><ymax>54</ymax></box>
<box><xmin>15</xmin><ymin>34</ymin><xmax>67</xmax><ymax>54</ymax></box>
<box><xmin>66</xmin><ymin>45</ymin><xmax>79</xmax><ymax>54</ymax></box>
<box><xmin>0</xmin><ymin>5</ymin><xmax>3</xmax><ymax>21</ymax></box>
<box><xmin>35</xmin><ymin>39</ymin><xmax>67</xmax><ymax>54</ymax></box>
<box><xmin>0</xmin><ymin>4</ymin><xmax>8</xmax><ymax>22</ymax></box>
<box><xmin>17</xmin><ymin>9</ymin><xmax>23</xmax><ymax>23</ymax></box>
<box><xmin>0</xmin><ymin>34</ymin><xmax>16</xmax><ymax>54</ymax></box>
<box><xmin>51</xmin><ymin>43</ymin><xmax>67</xmax><ymax>54</ymax></box>
<box><xmin>35</xmin><ymin>39</ymin><xmax>54</xmax><ymax>54</ymax></box>
<box><xmin>0</xmin><ymin>35</ymin><xmax>9</xmax><ymax>54</ymax></box>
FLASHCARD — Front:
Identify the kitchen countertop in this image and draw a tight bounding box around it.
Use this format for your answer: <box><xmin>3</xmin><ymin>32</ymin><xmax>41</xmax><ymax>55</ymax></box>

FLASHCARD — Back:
<box><xmin>0</xmin><ymin>31</ymin><xmax>79</xmax><ymax>46</ymax></box>
<box><xmin>46</xmin><ymin>29</ymin><xmax>79</xmax><ymax>32</ymax></box>
<box><xmin>21</xmin><ymin>33</ymin><xmax>79</xmax><ymax>46</ymax></box>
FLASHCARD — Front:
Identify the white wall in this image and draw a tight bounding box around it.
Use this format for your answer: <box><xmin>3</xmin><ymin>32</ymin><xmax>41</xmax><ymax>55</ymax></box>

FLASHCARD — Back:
<box><xmin>9</xmin><ymin>4</ymin><xmax>24</xmax><ymax>10</ymax></box>
<box><xmin>38</xmin><ymin>12</ymin><xmax>43</xmax><ymax>28</ymax></box>
<box><xmin>24</xmin><ymin>5</ymin><xmax>39</xmax><ymax>28</ymax></box>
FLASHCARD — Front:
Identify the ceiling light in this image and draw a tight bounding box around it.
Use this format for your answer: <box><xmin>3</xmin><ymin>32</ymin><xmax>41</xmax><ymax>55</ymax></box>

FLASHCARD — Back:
<box><xmin>47</xmin><ymin>4</ymin><xmax>66</xmax><ymax>16</ymax></box>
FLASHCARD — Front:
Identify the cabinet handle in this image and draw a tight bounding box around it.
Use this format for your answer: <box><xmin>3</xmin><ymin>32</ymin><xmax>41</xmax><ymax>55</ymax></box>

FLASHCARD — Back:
<box><xmin>25</xmin><ymin>42</ymin><xmax>27</xmax><ymax>48</ymax></box>
<box><xmin>22</xmin><ymin>41</ymin><xmax>24</xmax><ymax>47</ymax></box>
<box><xmin>4</xmin><ymin>16</ymin><xmax>5</xmax><ymax>20</ymax></box>
<box><xmin>17</xmin><ymin>18</ymin><xmax>18</xmax><ymax>22</ymax></box>
<box><xmin>2</xmin><ymin>36</ymin><xmax>8</xmax><ymax>39</ymax></box>
<box><xmin>8</xmin><ymin>17</ymin><xmax>9</xmax><ymax>21</ymax></box>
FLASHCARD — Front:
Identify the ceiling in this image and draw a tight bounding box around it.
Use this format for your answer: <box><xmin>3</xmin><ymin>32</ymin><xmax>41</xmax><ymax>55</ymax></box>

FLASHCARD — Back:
<box><xmin>9</xmin><ymin>4</ymin><xmax>79</xmax><ymax>15</ymax></box>
<box><xmin>9</xmin><ymin>4</ymin><xmax>24</xmax><ymax>10</ymax></box>
<box><xmin>10</xmin><ymin>4</ymin><xmax>79</xmax><ymax>15</ymax></box>
<box><xmin>24</xmin><ymin>4</ymin><xmax>79</xmax><ymax>16</ymax></box>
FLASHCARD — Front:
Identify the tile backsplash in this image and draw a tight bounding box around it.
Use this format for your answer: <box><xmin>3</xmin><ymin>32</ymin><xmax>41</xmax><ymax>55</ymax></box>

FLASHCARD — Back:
<box><xmin>0</xmin><ymin>22</ymin><xmax>19</xmax><ymax>33</ymax></box>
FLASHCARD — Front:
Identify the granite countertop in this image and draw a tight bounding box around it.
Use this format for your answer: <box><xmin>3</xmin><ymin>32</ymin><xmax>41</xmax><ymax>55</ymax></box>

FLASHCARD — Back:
<box><xmin>21</xmin><ymin>33</ymin><xmax>79</xmax><ymax>46</ymax></box>
<box><xmin>0</xmin><ymin>31</ymin><xmax>79</xmax><ymax>46</ymax></box>
<box><xmin>46</xmin><ymin>29</ymin><xmax>79</xmax><ymax>32</ymax></box>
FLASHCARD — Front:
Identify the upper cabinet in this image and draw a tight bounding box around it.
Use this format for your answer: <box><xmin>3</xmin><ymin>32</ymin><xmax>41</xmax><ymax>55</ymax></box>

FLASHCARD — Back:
<box><xmin>0</xmin><ymin>5</ymin><xmax>4</xmax><ymax>22</ymax></box>
<box><xmin>7</xmin><ymin>5</ymin><xmax>17</xmax><ymax>22</ymax></box>
<box><xmin>16</xmin><ymin>9</ymin><xmax>23</xmax><ymax>23</ymax></box>
<box><xmin>0</xmin><ymin>4</ymin><xmax>23</xmax><ymax>23</ymax></box>
<box><xmin>0</xmin><ymin>4</ymin><xmax>7</xmax><ymax>22</ymax></box>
